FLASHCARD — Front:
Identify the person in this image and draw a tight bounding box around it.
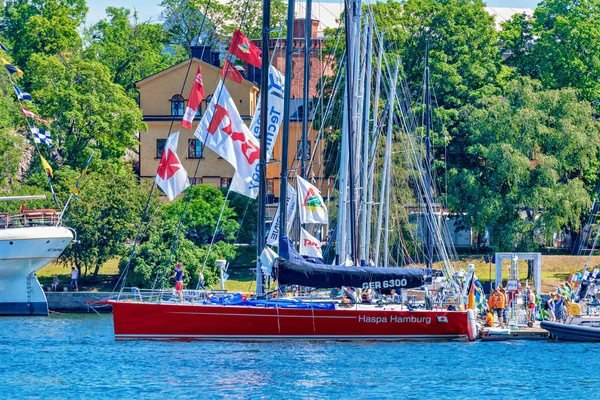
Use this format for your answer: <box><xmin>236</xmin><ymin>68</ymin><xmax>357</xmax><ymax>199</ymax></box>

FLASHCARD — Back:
<box><xmin>554</xmin><ymin>293</ymin><xmax>565</xmax><ymax>323</ymax></box>
<box><xmin>70</xmin><ymin>267</ymin><xmax>78</xmax><ymax>292</ymax></box>
<box><xmin>169</xmin><ymin>262</ymin><xmax>184</xmax><ymax>302</ymax></box>
<box><xmin>330</xmin><ymin>287</ymin><xmax>342</xmax><ymax>299</ymax></box>
<box><xmin>527</xmin><ymin>288</ymin><xmax>536</xmax><ymax>324</ymax></box>
<box><xmin>361</xmin><ymin>288</ymin><xmax>373</xmax><ymax>304</ymax></box>
<box><xmin>344</xmin><ymin>287</ymin><xmax>358</xmax><ymax>304</ymax></box>
<box><xmin>487</xmin><ymin>290</ymin><xmax>497</xmax><ymax>313</ymax></box>
<box><xmin>545</xmin><ymin>295</ymin><xmax>556</xmax><ymax>321</ymax></box>
<box><xmin>485</xmin><ymin>310</ymin><xmax>494</xmax><ymax>327</ymax></box>
<box><xmin>495</xmin><ymin>289</ymin><xmax>506</xmax><ymax>328</ymax></box>
<box><xmin>51</xmin><ymin>274</ymin><xmax>59</xmax><ymax>291</ymax></box>
<box><xmin>390</xmin><ymin>289</ymin><xmax>402</xmax><ymax>304</ymax></box>
<box><xmin>197</xmin><ymin>269</ymin><xmax>206</xmax><ymax>291</ymax></box>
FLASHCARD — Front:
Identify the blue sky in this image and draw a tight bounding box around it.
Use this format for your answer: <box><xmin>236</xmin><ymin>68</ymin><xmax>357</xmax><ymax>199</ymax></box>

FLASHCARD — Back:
<box><xmin>86</xmin><ymin>0</ymin><xmax>541</xmax><ymax>26</ymax></box>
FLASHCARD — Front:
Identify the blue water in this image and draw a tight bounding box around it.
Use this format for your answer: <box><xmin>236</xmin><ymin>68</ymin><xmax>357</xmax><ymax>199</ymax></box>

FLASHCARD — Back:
<box><xmin>0</xmin><ymin>315</ymin><xmax>595</xmax><ymax>399</ymax></box>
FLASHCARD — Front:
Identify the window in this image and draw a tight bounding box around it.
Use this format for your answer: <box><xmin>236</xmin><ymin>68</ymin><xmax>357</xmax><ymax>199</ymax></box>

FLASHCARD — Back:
<box><xmin>267</xmin><ymin>179</ymin><xmax>274</xmax><ymax>194</ymax></box>
<box><xmin>188</xmin><ymin>139</ymin><xmax>203</xmax><ymax>159</ymax></box>
<box><xmin>295</xmin><ymin>140</ymin><xmax>311</xmax><ymax>160</ymax></box>
<box><xmin>156</xmin><ymin>139</ymin><xmax>166</xmax><ymax>158</ymax></box>
<box><xmin>190</xmin><ymin>177</ymin><xmax>203</xmax><ymax>185</ymax></box>
<box><xmin>170</xmin><ymin>94</ymin><xmax>184</xmax><ymax>116</ymax></box>
<box><xmin>220</xmin><ymin>177</ymin><xmax>231</xmax><ymax>188</ymax></box>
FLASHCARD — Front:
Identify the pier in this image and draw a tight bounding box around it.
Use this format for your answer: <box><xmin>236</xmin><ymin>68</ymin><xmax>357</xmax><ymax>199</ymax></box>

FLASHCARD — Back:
<box><xmin>46</xmin><ymin>292</ymin><xmax>113</xmax><ymax>313</ymax></box>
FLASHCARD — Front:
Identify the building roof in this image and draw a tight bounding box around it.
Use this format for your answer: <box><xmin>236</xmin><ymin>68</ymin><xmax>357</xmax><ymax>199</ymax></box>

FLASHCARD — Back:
<box><xmin>484</xmin><ymin>7</ymin><xmax>534</xmax><ymax>31</ymax></box>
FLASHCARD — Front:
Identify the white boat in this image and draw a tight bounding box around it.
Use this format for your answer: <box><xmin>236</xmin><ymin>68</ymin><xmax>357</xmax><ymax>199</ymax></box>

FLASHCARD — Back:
<box><xmin>0</xmin><ymin>196</ymin><xmax>73</xmax><ymax>315</ymax></box>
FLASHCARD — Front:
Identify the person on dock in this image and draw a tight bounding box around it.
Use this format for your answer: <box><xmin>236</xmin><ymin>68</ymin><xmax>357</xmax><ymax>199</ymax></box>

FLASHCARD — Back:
<box><xmin>554</xmin><ymin>293</ymin><xmax>565</xmax><ymax>323</ymax></box>
<box><xmin>526</xmin><ymin>288</ymin><xmax>536</xmax><ymax>324</ymax></box>
<box><xmin>494</xmin><ymin>289</ymin><xmax>507</xmax><ymax>328</ymax></box>
<box><xmin>70</xmin><ymin>267</ymin><xmax>78</xmax><ymax>292</ymax></box>
<box><xmin>169</xmin><ymin>262</ymin><xmax>184</xmax><ymax>302</ymax></box>
<box><xmin>544</xmin><ymin>295</ymin><xmax>555</xmax><ymax>321</ymax></box>
<box><xmin>485</xmin><ymin>310</ymin><xmax>494</xmax><ymax>327</ymax></box>
<box><xmin>52</xmin><ymin>274</ymin><xmax>59</xmax><ymax>291</ymax></box>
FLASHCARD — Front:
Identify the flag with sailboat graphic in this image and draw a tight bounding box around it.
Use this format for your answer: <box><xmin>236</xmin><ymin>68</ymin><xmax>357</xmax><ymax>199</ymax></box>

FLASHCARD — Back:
<box><xmin>194</xmin><ymin>81</ymin><xmax>260</xmax><ymax>198</ymax></box>
<box><xmin>297</xmin><ymin>176</ymin><xmax>328</xmax><ymax>224</ymax></box>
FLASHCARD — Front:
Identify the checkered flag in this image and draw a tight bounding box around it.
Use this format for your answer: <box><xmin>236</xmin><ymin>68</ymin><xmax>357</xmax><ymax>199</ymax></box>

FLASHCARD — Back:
<box><xmin>31</xmin><ymin>127</ymin><xmax>53</xmax><ymax>148</ymax></box>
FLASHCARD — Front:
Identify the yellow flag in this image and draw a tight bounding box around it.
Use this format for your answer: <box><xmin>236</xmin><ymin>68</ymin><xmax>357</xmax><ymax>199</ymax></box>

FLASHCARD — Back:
<box><xmin>40</xmin><ymin>155</ymin><xmax>53</xmax><ymax>178</ymax></box>
<box><xmin>1</xmin><ymin>56</ymin><xmax>23</xmax><ymax>77</ymax></box>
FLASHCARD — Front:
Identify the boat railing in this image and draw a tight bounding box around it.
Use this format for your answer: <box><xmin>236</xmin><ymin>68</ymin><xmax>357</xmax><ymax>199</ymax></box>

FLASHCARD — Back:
<box><xmin>0</xmin><ymin>210</ymin><xmax>60</xmax><ymax>229</ymax></box>
<box><xmin>117</xmin><ymin>287</ymin><xmax>215</xmax><ymax>303</ymax></box>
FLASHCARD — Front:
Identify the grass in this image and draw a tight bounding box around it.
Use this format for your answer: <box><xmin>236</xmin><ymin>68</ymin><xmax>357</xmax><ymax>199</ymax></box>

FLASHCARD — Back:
<box><xmin>37</xmin><ymin>259</ymin><xmax>121</xmax><ymax>292</ymax></box>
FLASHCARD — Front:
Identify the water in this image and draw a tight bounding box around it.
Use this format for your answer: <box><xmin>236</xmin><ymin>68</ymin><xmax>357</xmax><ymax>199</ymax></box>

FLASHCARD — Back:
<box><xmin>0</xmin><ymin>315</ymin><xmax>596</xmax><ymax>399</ymax></box>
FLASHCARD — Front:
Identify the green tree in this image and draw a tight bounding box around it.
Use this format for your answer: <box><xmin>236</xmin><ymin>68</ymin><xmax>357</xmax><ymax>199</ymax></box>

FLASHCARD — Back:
<box><xmin>226</xmin><ymin>0</ymin><xmax>287</xmax><ymax>38</ymax></box>
<box><xmin>0</xmin><ymin>71</ymin><xmax>27</xmax><ymax>188</ymax></box>
<box><xmin>25</xmin><ymin>53</ymin><xmax>146</xmax><ymax>167</ymax></box>
<box><xmin>120</xmin><ymin>184</ymin><xmax>238</xmax><ymax>288</ymax></box>
<box><xmin>58</xmin><ymin>166</ymin><xmax>149</xmax><ymax>278</ymax></box>
<box><xmin>2</xmin><ymin>0</ymin><xmax>87</xmax><ymax>66</ymax></box>
<box><xmin>85</xmin><ymin>7</ymin><xmax>185</xmax><ymax>100</ymax></box>
<box><xmin>501</xmin><ymin>0</ymin><xmax>600</xmax><ymax>104</ymax></box>
<box><xmin>448</xmin><ymin>78</ymin><xmax>600</xmax><ymax>250</ymax></box>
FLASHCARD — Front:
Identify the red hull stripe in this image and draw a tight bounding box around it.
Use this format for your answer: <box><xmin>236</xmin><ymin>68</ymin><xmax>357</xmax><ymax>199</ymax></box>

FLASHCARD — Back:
<box><xmin>115</xmin><ymin>334</ymin><xmax>468</xmax><ymax>341</ymax></box>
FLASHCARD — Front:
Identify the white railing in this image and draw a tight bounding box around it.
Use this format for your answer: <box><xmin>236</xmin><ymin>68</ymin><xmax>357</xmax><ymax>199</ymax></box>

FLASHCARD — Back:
<box><xmin>0</xmin><ymin>211</ymin><xmax>60</xmax><ymax>229</ymax></box>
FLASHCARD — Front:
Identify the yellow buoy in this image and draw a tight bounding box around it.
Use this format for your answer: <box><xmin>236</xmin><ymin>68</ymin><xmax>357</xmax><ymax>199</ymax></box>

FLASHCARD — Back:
<box><xmin>570</xmin><ymin>302</ymin><xmax>581</xmax><ymax>316</ymax></box>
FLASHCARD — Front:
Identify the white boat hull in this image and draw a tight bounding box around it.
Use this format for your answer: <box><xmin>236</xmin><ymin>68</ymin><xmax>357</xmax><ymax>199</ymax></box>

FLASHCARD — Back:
<box><xmin>0</xmin><ymin>227</ymin><xmax>73</xmax><ymax>315</ymax></box>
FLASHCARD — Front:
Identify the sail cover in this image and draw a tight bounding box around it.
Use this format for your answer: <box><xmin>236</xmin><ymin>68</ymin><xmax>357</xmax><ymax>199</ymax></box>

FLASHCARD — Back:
<box><xmin>277</xmin><ymin>236</ymin><xmax>433</xmax><ymax>290</ymax></box>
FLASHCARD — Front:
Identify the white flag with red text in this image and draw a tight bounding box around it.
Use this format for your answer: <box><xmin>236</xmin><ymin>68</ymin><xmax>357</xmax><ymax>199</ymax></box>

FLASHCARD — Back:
<box><xmin>181</xmin><ymin>65</ymin><xmax>205</xmax><ymax>129</ymax></box>
<box><xmin>300</xmin><ymin>228</ymin><xmax>323</xmax><ymax>259</ymax></box>
<box><xmin>155</xmin><ymin>131</ymin><xmax>190</xmax><ymax>201</ymax></box>
<box><xmin>194</xmin><ymin>81</ymin><xmax>260</xmax><ymax>198</ymax></box>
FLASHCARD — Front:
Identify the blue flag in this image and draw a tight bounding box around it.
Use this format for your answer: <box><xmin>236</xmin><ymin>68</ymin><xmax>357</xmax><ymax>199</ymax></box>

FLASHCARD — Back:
<box><xmin>0</xmin><ymin>43</ymin><xmax>9</xmax><ymax>52</ymax></box>
<box><xmin>13</xmin><ymin>83</ymin><xmax>31</xmax><ymax>101</ymax></box>
<box><xmin>72</xmin><ymin>153</ymin><xmax>94</xmax><ymax>200</ymax></box>
<box><xmin>31</xmin><ymin>127</ymin><xmax>52</xmax><ymax>148</ymax></box>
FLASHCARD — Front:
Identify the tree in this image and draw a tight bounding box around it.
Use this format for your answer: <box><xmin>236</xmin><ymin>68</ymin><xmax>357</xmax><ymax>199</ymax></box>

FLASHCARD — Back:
<box><xmin>226</xmin><ymin>0</ymin><xmax>287</xmax><ymax>38</ymax></box>
<box><xmin>2</xmin><ymin>0</ymin><xmax>87</xmax><ymax>66</ymax></box>
<box><xmin>120</xmin><ymin>184</ymin><xmax>239</xmax><ymax>289</ymax></box>
<box><xmin>59</xmin><ymin>166</ymin><xmax>149</xmax><ymax>278</ymax></box>
<box><xmin>500</xmin><ymin>0</ymin><xmax>600</xmax><ymax>105</ymax></box>
<box><xmin>25</xmin><ymin>53</ymin><xmax>146</xmax><ymax>168</ymax></box>
<box><xmin>447</xmin><ymin>78</ymin><xmax>600</xmax><ymax>250</ymax></box>
<box><xmin>0</xmin><ymin>72</ymin><xmax>27</xmax><ymax>188</ymax></box>
<box><xmin>85</xmin><ymin>7</ymin><xmax>185</xmax><ymax>100</ymax></box>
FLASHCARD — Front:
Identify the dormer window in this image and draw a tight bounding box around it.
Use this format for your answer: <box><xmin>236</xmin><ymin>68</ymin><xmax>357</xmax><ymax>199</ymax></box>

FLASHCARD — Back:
<box><xmin>170</xmin><ymin>94</ymin><xmax>184</xmax><ymax>116</ymax></box>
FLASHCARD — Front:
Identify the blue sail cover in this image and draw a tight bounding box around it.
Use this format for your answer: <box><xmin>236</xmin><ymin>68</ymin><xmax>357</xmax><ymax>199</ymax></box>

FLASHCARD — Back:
<box><xmin>277</xmin><ymin>236</ymin><xmax>432</xmax><ymax>290</ymax></box>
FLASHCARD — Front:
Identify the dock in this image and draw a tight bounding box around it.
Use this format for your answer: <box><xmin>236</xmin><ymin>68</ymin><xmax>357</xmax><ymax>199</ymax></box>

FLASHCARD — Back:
<box><xmin>479</xmin><ymin>326</ymin><xmax>549</xmax><ymax>341</ymax></box>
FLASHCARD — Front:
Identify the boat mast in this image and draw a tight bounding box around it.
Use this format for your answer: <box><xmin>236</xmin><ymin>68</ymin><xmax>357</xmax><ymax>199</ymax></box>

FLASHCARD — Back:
<box><xmin>365</xmin><ymin>31</ymin><xmax>383</xmax><ymax>263</ymax></box>
<box><xmin>336</xmin><ymin>79</ymin><xmax>349</xmax><ymax>263</ymax></box>
<box><xmin>345</xmin><ymin>0</ymin><xmax>358</xmax><ymax>265</ymax></box>
<box><xmin>383</xmin><ymin>62</ymin><xmax>399</xmax><ymax>268</ymax></box>
<box><xmin>301</xmin><ymin>0</ymin><xmax>312</xmax><ymax>179</ymax></box>
<box><xmin>256</xmin><ymin>0</ymin><xmax>271</xmax><ymax>295</ymax></box>
<box><xmin>425</xmin><ymin>40</ymin><xmax>433</xmax><ymax>270</ymax></box>
<box><xmin>359</xmin><ymin>16</ymin><xmax>373</xmax><ymax>264</ymax></box>
<box><xmin>279</xmin><ymin>0</ymin><xmax>295</xmax><ymax>236</ymax></box>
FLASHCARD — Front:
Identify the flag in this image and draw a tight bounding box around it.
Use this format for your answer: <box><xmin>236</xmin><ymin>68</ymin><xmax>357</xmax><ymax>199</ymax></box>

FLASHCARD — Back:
<box><xmin>228</xmin><ymin>29</ymin><xmax>262</xmax><ymax>68</ymax></box>
<box><xmin>194</xmin><ymin>81</ymin><xmax>260</xmax><ymax>198</ymax></box>
<box><xmin>474</xmin><ymin>279</ymin><xmax>487</xmax><ymax>312</ymax></box>
<box><xmin>2</xmin><ymin>57</ymin><xmax>22</xmax><ymax>77</ymax></box>
<box><xmin>260</xmin><ymin>246</ymin><xmax>278</xmax><ymax>275</ymax></box>
<box><xmin>72</xmin><ymin>153</ymin><xmax>94</xmax><ymax>200</ymax></box>
<box><xmin>13</xmin><ymin>83</ymin><xmax>31</xmax><ymax>101</ymax></box>
<box><xmin>297</xmin><ymin>175</ymin><xmax>328</xmax><ymax>224</ymax></box>
<box><xmin>40</xmin><ymin>154</ymin><xmax>53</xmax><ymax>178</ymax></box>
<box><xmin>267</xmin><ymin>185</ymin><xmax>297</xmax><ymax>246</ymax></box>
<box><xmin>22</xmin><ymin>106</ymin><xmax>48</xmax><ymax>123</ymax></box>
<box><xmin>181</xmin><ymin>65</ymin><xmax>205</xmax><ymax>130</ymax></box>
<box><xmin>155</xmin><ymin>131</ymin><xmax>190</xmax><ymax>201</ymax></box>
<box><xmin>220</xmin><ymin>58</ymin><xmax>243</xmax><ymax>84</ymax></box>
<box><xmin>467</xmin><ymin>274</ymin><xmax>476</xmax><ymax>310</ymax></box>
<box><xmin>300</xmin><ymin>228</ymin><xmax>323</xmax><ymax>258</ymax></box>
<box><xmin>0</xmin><ymin>43</ymin><xmax>9</xmax><ymax>52</ymax></box>
<box><xmin>31</xmin><ymin>127</ymin><xmax>52</xmax><ymax>148</ymax></box>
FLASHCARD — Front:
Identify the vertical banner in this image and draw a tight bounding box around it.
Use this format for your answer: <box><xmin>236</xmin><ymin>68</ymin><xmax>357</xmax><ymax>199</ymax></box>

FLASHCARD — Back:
<box><xmin>267</xmin><ymin>185</ymin><xmax>297</xmax><ymax>246</ymax></box>
<box><xmin>230</xmin><ymin>65</ymin><xmax>285</xmax><ymax>197</ymax></box>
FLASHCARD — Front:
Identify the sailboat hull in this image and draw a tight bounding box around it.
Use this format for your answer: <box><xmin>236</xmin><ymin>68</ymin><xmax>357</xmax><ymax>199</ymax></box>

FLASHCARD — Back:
<box><xmin>108</xmin><ymin>301</ymin><xmax>477</xmax><ymax>341</ymax></box>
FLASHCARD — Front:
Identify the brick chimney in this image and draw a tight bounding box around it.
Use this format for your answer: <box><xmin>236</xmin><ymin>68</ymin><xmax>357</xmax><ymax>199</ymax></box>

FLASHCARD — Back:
<box><xmin>293</xmin><ymin>18</ymin><xmax>319</xmax><ymax>38</ymax></box>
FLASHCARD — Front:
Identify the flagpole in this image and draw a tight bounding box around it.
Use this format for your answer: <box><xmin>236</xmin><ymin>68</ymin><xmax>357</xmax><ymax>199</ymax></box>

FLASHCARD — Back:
<box><xmin>301</xmin><ymin>0</ymin><xmax>312</xmax><ymax>179</ymax></box>
<box><xmin>256</xmin><ymin>0</ymin><xmax>271</xmax><ymax>296</ymax></box>
<box><xmin>279</xmin><ymin>0</ymin><xmax>296</xmax><ymax>237</ymax></box>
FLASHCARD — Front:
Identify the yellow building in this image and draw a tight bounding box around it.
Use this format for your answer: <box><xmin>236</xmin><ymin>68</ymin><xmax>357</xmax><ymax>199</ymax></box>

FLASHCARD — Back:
<box><xmin>136</xmin><ymin>46</ymin><xmax>331</xmax><ymax>203</ymax></box>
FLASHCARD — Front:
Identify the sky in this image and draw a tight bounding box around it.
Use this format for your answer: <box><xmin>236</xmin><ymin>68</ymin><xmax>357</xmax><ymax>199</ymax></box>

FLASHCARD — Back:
<box><xmin>86</xmin><ymin>0</ymin><xmax>542</xmax><ymax>26</ymax></box>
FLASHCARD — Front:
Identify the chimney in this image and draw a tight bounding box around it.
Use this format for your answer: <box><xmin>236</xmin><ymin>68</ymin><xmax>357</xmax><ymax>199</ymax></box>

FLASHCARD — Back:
<box><xmin>293</xmin><ymin>18</ymin><xmax>320</xmax><ymax>38</ymax></box>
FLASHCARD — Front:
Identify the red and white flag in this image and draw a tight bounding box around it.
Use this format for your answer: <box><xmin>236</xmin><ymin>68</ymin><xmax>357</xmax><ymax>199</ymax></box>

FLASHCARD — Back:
<box><xmin>220</xmin><ymin>58</ymin><xmax>244</xmax><ymax>85</ymax></box>
<box><xmin>155</xmin><ymin>131</ymin><xmax>190</xmax><ymax>201</ymax></box>
<box><xmin>194</xmin><ymin>81</ymin><xmax>260</xmax><ymax>198</ymax></box>
<box><xmin>181</xmin><ymin>65</ymin><xmax>205</xmax><ymax>129</ymax></box>
<box><xmin>21</xmin><ymin>105</ymin><xmax>48</xmax><ymax>123</ymax></box>
<box><xmin>300</xmin><ymin>228</ymin><xmax>323</xmax><ymax>259</ymax></box>
<box><xmin>228</xmin><ymin>29</ymin><xmax>262</xmax><ymax>68</ymax></box>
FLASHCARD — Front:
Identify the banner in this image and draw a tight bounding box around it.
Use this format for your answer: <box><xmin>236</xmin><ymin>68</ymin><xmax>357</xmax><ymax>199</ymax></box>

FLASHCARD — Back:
<box><xmin>194</xmin><ymin>81</ymin><xmax>260</xmax><ymax>197</ymax></box>
<box><xmin>155</xmin><ymin>131</ymin><xmax>190</xmax><ymax>201</ymax></box>
<box><xmin>267</xmin><ymin>185</ymin><xmax>297</xmax><ymax>246</ymax></box>
<box><xmin>231</xmin><ymin>65</ymin><xmax>285</xmax><ymax>197</ymax></box>
<box><xmin>181</xmin><ymin>65</ymin><xmax>205</xmax><ymax>129</ymax></box>
<box><xmin>297</xmin><ymin>175</ymin><xmax>328</xmax><ymax>224</ymax></box>
<box><xmin>300</xmin><ymin>228</ymin><xmax>323</xmax><ymax>259</ymax></box>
